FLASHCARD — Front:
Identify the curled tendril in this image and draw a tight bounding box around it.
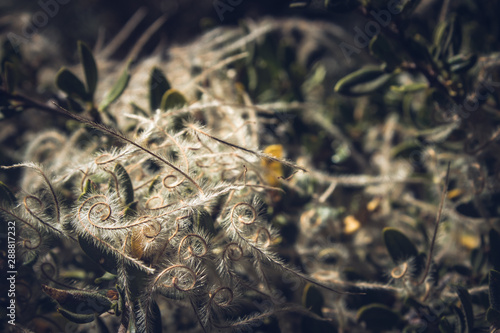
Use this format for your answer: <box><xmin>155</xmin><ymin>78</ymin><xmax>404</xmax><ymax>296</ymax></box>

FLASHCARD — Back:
<box><xmin>79</xmin><ymin>169</ymin><xmax>89</xmax><ymax>192</ymax></box>
<box><xmin>154</xmin><ymin>265</ymin><xmax>197</xmax><ymax>292</ymax></box>
<box><xmin>21</xmin><ymin>235</ymin><xmax>40</xmax><ymax>250</ymax></box>
<box><xmin>209</xmin><ymin>287</ymin><xmax>234</xmax><ymax>308</ymax></box>
<box><xmin>80</xmin><ymin>195</ymin><xmax>158</xmax><ymax>230</ymax></box>
<box><xmin>143</xmin><ymin>220</ymin><xmax>162</xmax><ymax>239</ymax></box>
<box><xmin>178</xmin><ymin>234</ymin><xmax>208</xmax><ymax>262</ymax></box>
<box><xmin>230</xmin><ymin>202</ymin><xmax>257</xmax><ymax>226</ymax></box>
<box><xmin>79</xmin><ymin>196</ymin><xmax>110</xmax><ymax>227</ymax></box>
<box><xmin>89</xmin><ymin>201</ymin><xmax>112</xmax><ymax>223</ymax></box>
<box><xmin>163</xmin><ymin>174</ymin><xmax>184</xmax><ymax>189</ymax></box>
<box><xmin>254</xmin><ymin>227</ymin><xmax>272</xmax><ymax>247</ymax></box>
<box><xmin>145</xmin><ymin>196</ymin><xmax>173</xmax><ymax>210</ymax></box>
<box><xmin>391</xmin><ymin>262</ymin><xmax>408</xmax><ymax>279</ymax></box>
<box><xmin>77</xmin><ymin>195</ymin><xmax>155</xmax><ymax>274</ymax></box>
<box><xmin>23</xmin><ymin>195</ymin><xmax>44</xmax><ymax>214</ymax></box>
<box><xmin>223</xmin><ymin>243</ymin><xmax>243</xmax><ymax>261</ymax></box>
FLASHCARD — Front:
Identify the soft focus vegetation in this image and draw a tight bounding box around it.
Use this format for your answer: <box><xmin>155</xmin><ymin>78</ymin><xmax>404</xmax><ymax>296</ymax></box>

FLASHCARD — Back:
<box><xmin>1</xmin><ymin>1</ymin><xmax>500</xmax><ymax>332</ymax></box>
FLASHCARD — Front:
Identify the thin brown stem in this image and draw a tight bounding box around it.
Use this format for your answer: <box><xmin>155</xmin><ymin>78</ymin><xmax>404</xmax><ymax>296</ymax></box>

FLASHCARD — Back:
<box><xmin>417</xmin><ymin>161</ymin><xmax>451</xmax><ymax>285</ymax></box>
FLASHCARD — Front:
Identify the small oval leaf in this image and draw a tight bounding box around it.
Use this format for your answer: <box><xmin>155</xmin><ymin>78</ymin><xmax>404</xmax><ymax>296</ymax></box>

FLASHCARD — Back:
<box><xmin>302</xmin><ymin>283</ymin><xmax>324</xmax><ymax>316</ymax></box>
<box><xmin>455</xmin><ymin>286</ymin><xmax>474</xmax><ymax>332</ymax></box>
<box><xmin>113</xmin><ymin>163</ymin><xmax>134</xmax><ymax>206</ymax></box>
<box><xmin>447</xmin><ymin>54</ymin><xmax>477</xmax><ymax>73</ymax></box>
<box><xmin>78</xmin><ymin>41</ymin><xmax>98</xmax><ymax>98</ymax></box>
<box><xmin>56</xmin><ymin>68</ymin><xmax>88</xmax><ymax>101</ymax></box>
<box><xmin>383</xmin><ymin>227</ymin><xmax>418</xmax><ymax>263</ymax></box>
<box><xmin>334</xmin><ymin>66</ymin><xmax>392</xmax><ymax>96</ymax></box>
<box><xmin>148</xmin><ymin>175</ymin><xmax>161</xmax><ymax>195</ymax></box>
<box><xmin>357</xmin><ymin>304</ymin><xmax>401</xmax><ymax>331</ymax></box>
<box><xmin>149</xmin><ymin>67</ymin><xmax>170</xmax><ymax>111</ymax></box>
<box><xmin>58</xmin><ymin>308</ymin><xmax>95</xmax><ymax>324</ymax></box>
<box><xmin>194</xmin><ymin>208</ymin><xmax>216</xmax><ymax>237</ymax></box>
<box><xmin>99</xmin><ymin>62</ymin><xmax>131</xmax><ymax>111</ymax></box>
<box><xmin>42</xmin><ymin>284</ymin><xmax>113</xmax><ymax>315</ymax></box>
<box><xmin>390</xmin><ymin>82</ymin><xmax>428</xmax><ymax>93</ymax></box>
<box><xmin>78</xmin><ymin>179</ymin><xmax>98</xmax><ymax>201</ymax></box>
<box><xmin>490</xmin><ymin>269</ymin><xmax>500</xmax><ymax>311</ymax></box>
<box><xmin>486</xmin><ymin>307</ymin><xmax>500</xmax><ymax>328</ymax></box>
<box><xmin>160</xmin><ymin>89</ymin><xmax>187</xmax><ymax>110</ymax></box>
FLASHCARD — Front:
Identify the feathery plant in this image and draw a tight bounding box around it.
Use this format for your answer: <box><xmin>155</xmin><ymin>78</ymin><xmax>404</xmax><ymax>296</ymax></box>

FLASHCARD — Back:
<box><xmin>0</xmin><ymin>27</ymin><xmax>345</xmax><ymax>332</ymax></box>
<box><xmin>2</xmin><ymin>1</ymin><xmax>500</xmax><ymax>331</ymax></box>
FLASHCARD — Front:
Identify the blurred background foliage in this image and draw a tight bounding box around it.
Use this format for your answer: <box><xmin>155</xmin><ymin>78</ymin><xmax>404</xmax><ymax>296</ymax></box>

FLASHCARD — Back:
<box><xmin>2</xmin><ymin>0</ymin><xmax>500</xmax><ymax>332</ymax></box>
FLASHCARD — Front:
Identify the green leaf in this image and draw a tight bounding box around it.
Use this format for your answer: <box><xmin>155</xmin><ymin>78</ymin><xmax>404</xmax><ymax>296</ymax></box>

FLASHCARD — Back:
<box><xmin>390</xmin><ymin>82</ymin><xmax>428</xmax><ymax>93</ymax></box>
<box><xmin>140</xmin><ymin>299</ymin><xmax>163</xmax><ymax>333</ymax></box>
<box><xmin>357</xmin><ymin>304</ymin><xmax>401</xmax><ymax>331</ymax></box>
<box><xmin>66</xmin><ymin>97</ymin><xmax>85</xmax><ymax>113</ymax></box>
<box><xmin>160</xmin><ymin>89</ymin><xmax>187</xmax><ymax>110</ymax></box>
<box><xmin>58</xmin><ymin>308</ymin><xmax>95</xmax><ymax>324</ymax></box>
<box><xmin>455</xmin><ymin>286</ymin><xmax>474</xmax><ymax>333</ymax></box>
<box><xmin>490</xmin><ymin>269</ymin><xmax>500</xmax><ymax>311</ymax></box>
<box><xmin>78</xmin><ymin>179</ymin><xmax>98</xmax><ymax>201</ymax></box>
<box><xmin>78</xmin><ymin>235</ymin><xmax>118</xmax><ymax>274</ymax></box>
<box><xmin>194</xmin><ymin>208</ymin><xmax>216</xmax><ymax>237</ymax></box>
<box><xmin>334</xmin><ymin>66</ymin><xmax>392</xmax><ymax>96</ymax></box>
<box><xmin>301</xmin><ymin>283</ymin><xmax>335</xmax><ymax>332</ymax></box>
<box><xmin>94</xmin><ymin>272</ymin><xmax>117</xmax><ymax>284</ymax></box>
<box><xmin>302</xmin><ymin>283</ymin><xmax>324</xmax><ymax>316</ymax></box>
<box><xmin>486</xmin><ymin>307</ymin><xmax>500</xmax><ymax>328</ymax></box>
<box><xmin>56</xmin><ymin>67</ymin><xmax>88</xmax><ymax>101</ymax></box>
<box><xmin>124</xmin><ymin>201</ymin><xmax>138</xmax><ymax>217</ymax></box>
<box><xmin>0</xmin><ymin>181</ymin><xmax>16</xmax><ymax>205</ymax></box>
<box><xmin>383</xmin><ymin>227</ymin><xmax>418</xmax><ymax>263</ymax></box>
<box><xmin>99</xmin><ymin>62</ymin><xmax>131</xmax><ymax>111</ymax></box>
<box><xmin>3</xmin><ymin>61</ymin><xmax>16</xmax><ymax>93</ymax></box>
<box><xmin>446</xmin><ymin>54</ymin><xmax>477</xmax><ymax>73</ymax></box>
<box><xmin>148</xmin><ymin>175</ymin><xmax>161</xmax><ymax>195</ymax></box>
<box><xmin>78</xmin><ymin>41</ymin><xmax>98</xmax><ymax>98</ymax></box>
<box><xmin>42</xmin><ymin>284</ymin><xmax>113</xmax><ymax>315</ymax></box>
<box><xmin>149</xmin><ymin>67</ymin><xmax>170</xmax><ymax>111</ymax></box>
<box><xmin>112</xmin><ymin>163</ymin><xmax>134</xmax><ymax>206</ymax></box>
<box><xmin>432</xmin><ymin>15</ymin><xmax>461</xmax><ymax>60</ymax></box>
<box><xmin>490</xmin><ymin>230</ymin><xmax>500</xmax><ymax>271</ymax></box>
